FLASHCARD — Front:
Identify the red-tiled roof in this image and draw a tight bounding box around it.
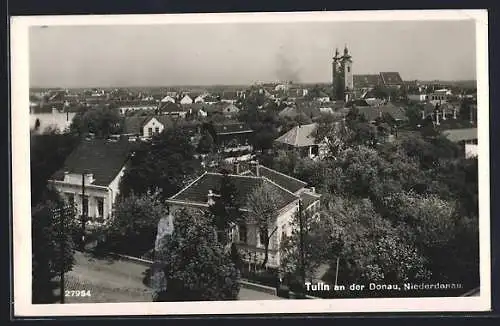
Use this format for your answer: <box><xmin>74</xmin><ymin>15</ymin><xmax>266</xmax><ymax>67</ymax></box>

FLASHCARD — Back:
<box><xmin>51</xmin><ymin>139</ymin><xmax>133</xmax><ymax>186</ymax></box>
<box><xmin>169</xmin><ymin>172</ymin><xmax>298</xmax><ymax>210</ymax></box>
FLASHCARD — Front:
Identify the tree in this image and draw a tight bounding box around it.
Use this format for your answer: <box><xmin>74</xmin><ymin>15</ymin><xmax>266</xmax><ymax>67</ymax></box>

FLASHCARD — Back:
<box><xmin>246</xmin><ymin>183</ymin><xmax>283</xmax><ymax>269</ymax></box>
<box><xmin>320</xmin><ymin>196</ymin><xmax>430</xmax><ymax>286</ymax></box>
<box><xmin>69</xmin><ymin>106</ymin><xmax>121</xmax><ymax>138</ymax></box>
<box><xmin>154</xmin><ymin>208</ymin><xmax>240</xmax><ymax>301</ymax></box>
<box><xmin>280</xmin><ymin>208</ymin><xmax>341</xmax><ymax>284</ymax></box>
<box><xmin>105</xmin><ymin>191</ymin><xmax>168</xmax><ymax>256</ymax></box>
<box><xmin>30</xmin><ymin>130</ymin><xmax>80</xmax><ymax>206</ymax></box>
<box><xmin>208</xmin><ymin>172</ymin><xmax>242</xmax><ymax>244</ymax></box>
<box><xmin>381</xmin><ymin>191</ymin><xmax>470</xmax><ymax>284</ymax></box>
<box><xmin>196</xmin><ymin>131</ymin><xmax>215</xmax><ymax>154</ymax></box>
<box><xmin>325</xmin><ymin>145</ymin><xmax>426</xmax><ymax>206</ymax></box>
<box><xmin>32</xmin><ymin>188</ymin><xmax>77</xmax><ymax>303</ymax></box>
<box><xmin>119</xmin><ymin>127</ymin><xmax>201</xmax><ymax>199</ymax></box>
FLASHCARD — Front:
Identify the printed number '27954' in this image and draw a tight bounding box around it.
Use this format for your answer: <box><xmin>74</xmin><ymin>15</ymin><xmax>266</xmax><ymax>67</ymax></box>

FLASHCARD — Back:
<box><xmin>65</xmin><ymin>290</ymin><xmax>91</xmax><ymax>297</ymax></box>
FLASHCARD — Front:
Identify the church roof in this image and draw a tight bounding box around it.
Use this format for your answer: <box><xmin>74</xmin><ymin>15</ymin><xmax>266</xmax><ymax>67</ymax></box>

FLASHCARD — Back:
<box><xmin>380</xmin><ymin>72</ymin><xmax>404</xmax><ymax>86</ymax></box>
<box><xmin>354</xmin><ymin>74</ymin><xmax>381</xmax><ymax>88</ymax></box>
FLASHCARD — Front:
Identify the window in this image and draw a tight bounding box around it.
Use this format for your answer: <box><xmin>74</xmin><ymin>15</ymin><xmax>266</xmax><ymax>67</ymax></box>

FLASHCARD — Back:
<box><xmin>239</xmin><ymin>224</ymin><xmax>247</xmax><ymax>243</ymax></box>
<box><xmin>347</xmin><ymin>66</ymin><xmax>350</xmax><ymax>73</ymax></box>
<box><xmin>82</xmin><ymin>196</ymin><xmax>89</xmax><ymax>216</ymax></box>
<box><xmin>66</xmin><ymin>193</ymin><xmax>74</xmax><ymax>206</ymax></box>
<box><xmin>148</xmin><ymin>128</ymin><xmax>153</xmax><ymax>137</ymax></box>
<box><xmin>155</xmin><ymin>127</ymin><xmax>160</xmax><ymax>134</ymax></box>
<box><xmin>96</xmin><ymin>197</ymin><xmax>104</xmax><ymax>218</ymax></box>
<box><xmin>259</xmin><ymin>227</ymin><xmax>267</xmax><ymax>246</ymax></box>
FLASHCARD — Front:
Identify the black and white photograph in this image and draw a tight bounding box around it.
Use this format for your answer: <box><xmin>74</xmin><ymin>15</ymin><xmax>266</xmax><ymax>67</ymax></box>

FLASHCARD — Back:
<box><xmin>11</xmin><ymin>10</ymin><xmax>490</xmax><ymax>316</ymax></box>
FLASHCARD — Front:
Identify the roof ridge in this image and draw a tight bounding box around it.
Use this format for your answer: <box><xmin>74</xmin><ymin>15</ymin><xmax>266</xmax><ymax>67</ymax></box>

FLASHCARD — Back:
<box><xmin>262</xmin><ymin>176</ymin><xmax>300</xmax><ymax>199</ymax></box>
<box><xmin>206</xmin><ymin>172</ymin><xmax>262</xmax><ymax>180</ymax></box>
<box><xmin>169</xmin><ymin>171</ymin><xmax>208</xmax><ymax>200</ymax></box>
<box><xmin>259</xmin><ymin>165</ymin><xmax>307</xmax><ymax>185</ymax></box>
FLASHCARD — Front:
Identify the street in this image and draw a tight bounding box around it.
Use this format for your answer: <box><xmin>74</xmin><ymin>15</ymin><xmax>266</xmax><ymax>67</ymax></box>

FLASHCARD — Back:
<box><xmin>57</xmin><ymin>251</ymin><xmax>282</xmax><ymax>303</ymax></box>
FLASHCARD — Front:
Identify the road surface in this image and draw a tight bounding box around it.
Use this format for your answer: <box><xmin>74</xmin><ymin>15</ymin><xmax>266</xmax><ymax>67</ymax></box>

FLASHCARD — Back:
<box><xmin>57</xmin><ymin>251</ymin><xmax>282</xmax><ymax>303</ymax></box>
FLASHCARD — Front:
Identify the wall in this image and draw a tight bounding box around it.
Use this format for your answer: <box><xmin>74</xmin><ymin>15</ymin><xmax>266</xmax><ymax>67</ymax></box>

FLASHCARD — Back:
<box><xmin>51</xmin><ymin>180</ymin><xmax>111</xmax><ymax>222</ymax></box>
<box><xmin>408</xmin><ymin>94</ymin><xmax>426</xmax><ymax>102</ymax></box>
<box><xmin>50</xmin><ymin>165</ymin><xmax>126</xmax><ymax>224</ymax></box>
<box><xmin>142</xmin><ymin>118</ymin><xmax>164</xmax><ymax>138</ymax></box>
<box><xmin>465</xmin><ymin>143</ymin><xmax>478</xmax><ymax>158</ymax></box>
<box><xmin>30</xmin><ymin>112</ymin><xmax>76</xmax><ymax>133</ymax></box>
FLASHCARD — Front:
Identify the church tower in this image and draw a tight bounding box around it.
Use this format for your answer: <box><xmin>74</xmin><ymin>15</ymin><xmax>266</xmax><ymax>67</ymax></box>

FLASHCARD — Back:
<box><xmin>332</xmin><ymin>45</ymin><xmax>354</xmax><ymax>102</ymax></box>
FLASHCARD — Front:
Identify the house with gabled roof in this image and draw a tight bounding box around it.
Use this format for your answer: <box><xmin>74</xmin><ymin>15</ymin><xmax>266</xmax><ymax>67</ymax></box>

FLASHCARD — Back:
<box><xmin>442</xmin><ymin>128</ymin><xmax>478</xmax><ymax>158</ymax></box>
<box><xmin>160</xmin><ymin>95</ymin><xmax>176</xmax><ymax>103</ymax></box>
<box><xmin>180</xmin><ymin>94</ymin><xmax>194</xmax><ymax>105</ymax></box>
<box><xmin>122</xmin><ymin>115</ymin><xmax>174</xmax><ymax>139</ymax></box>
<box><xmin>48</xmin><ymin>139</ymin><xmax>134</xmax><ymax>227</ymax></box>
<box><xmin>274</xmin><ymin>123</ymin><xmax>327</xmax><ymax>159</ymax></box>
<box><xmin>157</xmin><ymin>101</ymin><xmax>187</xmax><ymax>118</ymax></box>
<box><xmin>166</xmin><ymin>162</ymin><xmax>320</xmax><ymax>268</ymax></box>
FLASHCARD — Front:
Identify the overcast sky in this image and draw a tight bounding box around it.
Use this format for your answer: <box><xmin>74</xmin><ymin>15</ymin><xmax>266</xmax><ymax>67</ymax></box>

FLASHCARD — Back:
<box><xmin>29</xmin><ymin>20</ymin><xmax>476</xmax><ymax>88</ymax></box>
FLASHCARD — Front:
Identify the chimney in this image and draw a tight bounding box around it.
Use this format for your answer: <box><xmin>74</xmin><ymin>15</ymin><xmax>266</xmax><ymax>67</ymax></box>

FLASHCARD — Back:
<box><xmin>309</xmin><ymin>186</ymin><xmax>316</xmax><ymax>194</ymax></box>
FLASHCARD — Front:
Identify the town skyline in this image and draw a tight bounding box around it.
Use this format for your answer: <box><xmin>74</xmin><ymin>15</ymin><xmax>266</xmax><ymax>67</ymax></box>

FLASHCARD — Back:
<box><xmin>29</xmin><ymin>20</ymin><xmax>476</xmax><ymax>88</ymax></box>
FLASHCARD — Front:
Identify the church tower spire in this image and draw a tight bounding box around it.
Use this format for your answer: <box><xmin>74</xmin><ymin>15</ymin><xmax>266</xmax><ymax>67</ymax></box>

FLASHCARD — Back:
<box><xmin>332</xmin><ymin>44</ymin><xmax>354</xmax><ymax>102</ymax></box>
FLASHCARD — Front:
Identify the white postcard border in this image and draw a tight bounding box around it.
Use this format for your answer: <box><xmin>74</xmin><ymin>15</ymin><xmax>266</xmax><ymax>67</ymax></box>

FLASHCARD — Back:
<box><xmin>11</xmin><ymin>9</ymin><xmax>491</xmax><ymax>316</ymax></box>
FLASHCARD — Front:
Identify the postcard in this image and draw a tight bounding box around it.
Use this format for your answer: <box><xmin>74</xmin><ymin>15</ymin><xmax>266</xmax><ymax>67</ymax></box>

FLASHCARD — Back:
<box><xmin>11</xmin><ymin>9</ymin><xmax>490</xmax><ymax>316</ymax></box>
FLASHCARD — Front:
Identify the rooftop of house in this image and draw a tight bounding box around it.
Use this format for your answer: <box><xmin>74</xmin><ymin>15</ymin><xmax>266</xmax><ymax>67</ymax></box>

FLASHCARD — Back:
<box><xmin>122</xmin><ymin>116</ymin><xmax>149</xmax><ymax>135</ymax></box>
<box><xmin>237</xmin><ymin>164</ymin><xmax>308</xmax><ymax>194</ymax></box>
<box><xmin>354</xmin><ymin>103</ymin><xmax>407</xmax><ymax>122</ymax></box>
<box><xmin>168</xmin><ymin>172</ymin><xmax>299</xmax><ymax>211</ymax></box>
<box><xmin>158</xmin><ymin>101</ymin><xmax>183</xmax><ymax>112</ymax></box>
<box><xmin>221</xmin><ymin>91</ymin><xmax>241</xmax><ymax>100</ymax></box>
<box><xmin>275</xmin><ymin>123</ymin><xmax>319</xmax><ymax>147</ymax></box>
<box><xmin>442</xmin><ymin>128</ymin><xmax>478</xmax><ymax>142</ymax></box>
<box><xmin>50</xmin><ymin>139</ymin><xmax>133</xmax><ymax>187</ymax></box>
<box><xmin>123</xmin><ymin>115</ymin><xmax>175</xmax><ymax>135</ymax></box>
<box><xmin>213</xmin><ymin>122</ymin><xmax>253</xmax><ymax>135</ymax></box>
<box><xmin>299</xmin><ymin>191</ymin><xmax>321</xmax><ymax>209</ymax></box>
<box><xmin>379</xmin><ymin>72</ymin><xmax>404</xmax><ymax>85</ymax></box>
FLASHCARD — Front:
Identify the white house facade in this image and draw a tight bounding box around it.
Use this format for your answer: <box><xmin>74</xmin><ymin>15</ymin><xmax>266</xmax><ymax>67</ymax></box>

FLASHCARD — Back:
<box><xmin>48</xmin><ymin>139</ymin><xmax>132</xmax><ymax>227</ymax></box>
<box><xmin>164</xmin><ymin>164</ymin><xmax>320</xmax><ymax>268</ymax></box>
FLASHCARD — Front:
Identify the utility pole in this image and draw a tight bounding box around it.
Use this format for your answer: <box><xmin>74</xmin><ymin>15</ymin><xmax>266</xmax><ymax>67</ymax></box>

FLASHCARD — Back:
<box><xmin>55</xmin><ymin>207</ymin><xmax>65</xmax><ymax>304</ymax></box>
<box><xmin>298</xmin><ymin>200</ymin><xmax>306</xmax><ymax>295</ymax></box>
<box><xmin>81</xmin><ymin>172</ymin><xmax>87</xmax><ymax>251</ymax></box>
